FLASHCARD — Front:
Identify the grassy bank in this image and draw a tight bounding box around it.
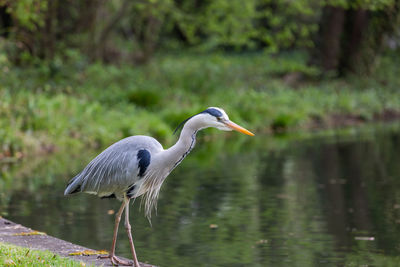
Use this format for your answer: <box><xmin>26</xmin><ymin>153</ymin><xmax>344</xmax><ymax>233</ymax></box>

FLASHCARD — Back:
<box><xmin>1</xmin><ymin>51</ymin><xmax>400</xmax><ymax>159</ymax></box>
<box><xmin>0</xmin><ymin>242</ymin><xmax>87</xmax><ymax>266</ymax></box>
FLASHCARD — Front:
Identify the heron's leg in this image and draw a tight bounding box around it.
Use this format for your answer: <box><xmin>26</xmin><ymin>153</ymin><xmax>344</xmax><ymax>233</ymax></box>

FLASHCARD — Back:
<box><xmin>124</xmin><ymin>197</ymin><xmax>141</xmax><ymax>267</ymax></box>
<box><xmin>99</xmin><ymin>199</ymin><xmax>132</xmax><ymax>266</ymax></box>
<box><xmin>110</xmin><ymin>199</ymin><xmax>127</xmax><ymax>256</ymax></box>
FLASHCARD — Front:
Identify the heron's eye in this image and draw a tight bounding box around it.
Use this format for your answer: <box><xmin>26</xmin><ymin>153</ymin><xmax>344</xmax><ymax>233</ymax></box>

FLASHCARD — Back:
<box><xmin>217</xmin><ymin>117</ymin><xmax>223</xmax><ymax>122</ymax></box>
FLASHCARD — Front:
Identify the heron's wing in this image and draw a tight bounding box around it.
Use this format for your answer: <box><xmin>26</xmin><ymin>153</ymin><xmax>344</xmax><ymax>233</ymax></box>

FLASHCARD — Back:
<box><xmin>65</xmin><ymin>136</ymin><xmax>162</xmax><ymax>199</ymax></box>
<box><xmin>81</xmin><ymin>146</ymin><xmax>138</xmax><ymax>196</ymax></box>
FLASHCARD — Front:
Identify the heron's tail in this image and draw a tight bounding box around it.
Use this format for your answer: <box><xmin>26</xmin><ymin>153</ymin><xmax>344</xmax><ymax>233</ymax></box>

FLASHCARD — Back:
<box><xmin>64</xmin><ymin>173</ymin><xmax>83</xmax><ymax>195</ymax></box>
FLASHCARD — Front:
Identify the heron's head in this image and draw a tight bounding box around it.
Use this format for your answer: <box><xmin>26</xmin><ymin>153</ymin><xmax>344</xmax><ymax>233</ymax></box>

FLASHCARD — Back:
<box><xmin>175</xmin><ymin>107</ymin><xmax>254</xmax><ymax>136</ymax></box>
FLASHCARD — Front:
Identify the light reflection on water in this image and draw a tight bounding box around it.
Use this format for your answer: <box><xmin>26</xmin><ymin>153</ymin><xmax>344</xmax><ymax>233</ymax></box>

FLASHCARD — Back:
<box><xmin>1</xmin><ymin>123</ymin><xmax>400</xmax><ymax>266</ymax></box>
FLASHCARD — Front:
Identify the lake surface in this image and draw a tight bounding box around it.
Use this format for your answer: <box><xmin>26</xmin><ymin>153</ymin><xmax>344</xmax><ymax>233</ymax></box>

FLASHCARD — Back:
<box><xmin>1</xmin><ymin>123</ymin><xmax>400</xmax><ymax>266</ymax></box>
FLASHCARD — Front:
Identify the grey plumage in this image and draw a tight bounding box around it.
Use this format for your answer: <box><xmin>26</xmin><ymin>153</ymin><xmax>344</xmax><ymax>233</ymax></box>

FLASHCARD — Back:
<box><xmin>65</xmin><ymin>135</ymin><xmax>164</xmax><ymax>216</ymax></box>
<box><xmin>63</xmin><ymin>107</ymin><xmax>254</xmax><ymax>267</ymax></box>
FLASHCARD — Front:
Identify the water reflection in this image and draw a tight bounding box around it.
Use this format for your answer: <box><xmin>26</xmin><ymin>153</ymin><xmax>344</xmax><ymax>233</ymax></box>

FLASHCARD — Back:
<box><xmin>1</xmin><ymin>124</ymin><xmax>400</xmax><ymax>266</ymax></box>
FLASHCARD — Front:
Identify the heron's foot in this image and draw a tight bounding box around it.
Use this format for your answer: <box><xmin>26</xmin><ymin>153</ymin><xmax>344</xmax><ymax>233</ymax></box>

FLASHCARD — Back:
<box><xmin>98</xmin><ymin>254</ymin><xmax>133</xmax><ymax>266</ymax></box>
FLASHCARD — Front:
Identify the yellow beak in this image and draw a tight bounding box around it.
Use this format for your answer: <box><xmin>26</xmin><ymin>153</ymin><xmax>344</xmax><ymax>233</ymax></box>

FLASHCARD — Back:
<box><xmin>224</xmin><ymin>121</ymin><xmax>255</xmax><ymax>136</ymax></box>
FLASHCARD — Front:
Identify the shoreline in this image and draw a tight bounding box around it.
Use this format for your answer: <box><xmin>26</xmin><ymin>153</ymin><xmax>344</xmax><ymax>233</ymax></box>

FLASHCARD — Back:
<box><xmin>0</xmin><ymin>217</ymin><xmax>155</xmax><ymax>267</ymax></box>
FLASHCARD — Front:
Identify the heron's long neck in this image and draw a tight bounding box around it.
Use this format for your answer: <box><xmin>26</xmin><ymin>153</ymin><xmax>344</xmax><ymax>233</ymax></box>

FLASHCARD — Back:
<box><xmin>162</xmin><ymin>122</ymin><xmax>199</xmax><ymax>170</ymax></box>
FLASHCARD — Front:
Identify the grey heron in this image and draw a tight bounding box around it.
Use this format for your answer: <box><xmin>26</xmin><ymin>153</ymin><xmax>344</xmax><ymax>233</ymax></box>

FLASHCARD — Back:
<box><xmin>64</xmin><ymin>107</ymin><xmax>254</xmax><ymax>266</ymax></box>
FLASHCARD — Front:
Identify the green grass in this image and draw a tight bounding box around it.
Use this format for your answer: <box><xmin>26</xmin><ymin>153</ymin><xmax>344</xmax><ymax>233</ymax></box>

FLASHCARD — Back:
<box><xmin>0</xmin><ymin>242</ymin><xmax>88</xmax><ymax>266</ymax></box>
<box><xmin>1</xmin><ymin>51</ymin><xmax>400</xmax><ymax>158</ymax></box>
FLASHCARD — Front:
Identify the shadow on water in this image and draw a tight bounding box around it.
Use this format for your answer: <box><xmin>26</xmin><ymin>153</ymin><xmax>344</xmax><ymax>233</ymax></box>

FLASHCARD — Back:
<box><xmin>1</xmin><ymin>123</ymin><xmax>400</xmax><ymax>266</ymax></box>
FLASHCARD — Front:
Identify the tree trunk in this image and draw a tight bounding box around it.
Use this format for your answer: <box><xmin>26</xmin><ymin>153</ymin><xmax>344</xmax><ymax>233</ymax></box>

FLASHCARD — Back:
<box><xmin>318</xmin><ymin>6</ymin><xmax>346</xmax><ymax>73</ymax></box>
<box><xmin>0</xmin><ymin>6</ymin><xmax>12</xmax><ymax>37</ymax></box>
<box><xmin>314</xmin><ymin>3</ymin><xmax>400</xmax><ymax>77</ymax></box>
<box><xmin>339</xmin><ymin>9</ymin><xmax>369</xmax><ymax>75</ymax></box>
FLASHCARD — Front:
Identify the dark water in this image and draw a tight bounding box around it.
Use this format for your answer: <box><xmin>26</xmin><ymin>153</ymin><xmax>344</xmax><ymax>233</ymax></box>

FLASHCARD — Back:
<box><xmin>1</xmin><ymin>123</ymin><xmax>400</xmax><ymax>266</ymax></box>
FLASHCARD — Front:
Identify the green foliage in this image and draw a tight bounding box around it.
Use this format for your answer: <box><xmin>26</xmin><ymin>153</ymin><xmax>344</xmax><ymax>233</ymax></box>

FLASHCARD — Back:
<box><xmin>271</xmin><ymin>114</ymin><xmax>298</xmax><ymax>132</ymax></box>
<box><xmin>1</xmin><ymin>52</ymin><xmax>400</xmax><ymax>159</ymax></box>
<box><xmin>173</xmin><ymin>0</ymin><xmax>320</xmax><ymax>51</ymax></box>
<box><xmin>1</xmin><ymin>0</ymin><xmax>47</xmax><ymax>30</ymax></box>
<box><xmin>127</xmin><ymin>90</ymin><xmax>162</xmax><ymax>108</ymax></box>
<box><xmin>0</xmin><ymin>0</ymin><xmax>398</xmax><ymax>66</ymax></box>
<box><xmin>201</xmin><ymin>0</ymin><xmax>258</xmax><ymax>49</ymax></box>
<box><xmin>256</xmin><ymin>0</ymin><xmax>320</xmax><ymax>52</ymax></box>
<box><xmin>0</xmin><ymin>84</ymin><xmax>172</xmax><ymax>157</ymax></box>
